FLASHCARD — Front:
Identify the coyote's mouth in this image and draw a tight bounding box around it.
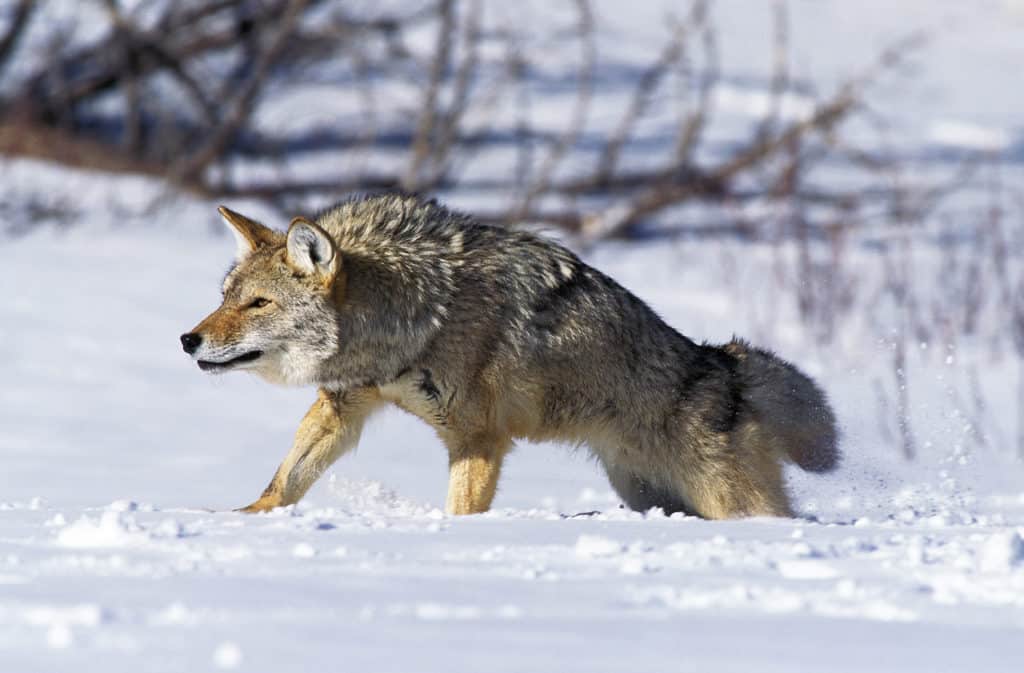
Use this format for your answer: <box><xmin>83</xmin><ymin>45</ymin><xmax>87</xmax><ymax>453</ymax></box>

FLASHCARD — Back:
<box><xmin>197</xmin><ymin>350</ymin><xmax>264</xmax><ymax>372</ymax></box>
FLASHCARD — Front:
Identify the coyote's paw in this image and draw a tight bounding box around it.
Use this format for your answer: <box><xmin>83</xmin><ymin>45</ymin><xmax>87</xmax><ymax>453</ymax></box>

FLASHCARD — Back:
<box><xmin>234</xmin><ymin>496</ymin><xmax>283</xmax><ymax>514</ymax></box>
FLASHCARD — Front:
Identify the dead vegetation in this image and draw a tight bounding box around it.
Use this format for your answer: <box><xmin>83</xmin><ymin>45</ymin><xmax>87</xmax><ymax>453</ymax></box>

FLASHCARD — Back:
<box><xmin>1</xmin><ymin>0</ymin><xmax>936</xmax><ymax>238</ymax></box>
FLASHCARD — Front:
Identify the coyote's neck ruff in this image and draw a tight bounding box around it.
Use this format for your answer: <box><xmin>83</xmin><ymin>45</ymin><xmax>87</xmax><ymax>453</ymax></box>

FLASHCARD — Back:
<box><xmin>182</xmin><ymin>194</ymin><xmax>838</xmax><ymax>518</ymax></box>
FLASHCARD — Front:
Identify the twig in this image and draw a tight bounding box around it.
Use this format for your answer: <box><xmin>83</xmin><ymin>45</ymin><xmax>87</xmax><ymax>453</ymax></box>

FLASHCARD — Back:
<box><xmin>583</xmin><ymin>31</ymin><xmax>925</xmax><ymax>239</ymax></box>
<box><xmin>0</xmin><ymin>0</ymin><xmax>33</xmax><ymax>82</ymax></box>
<box><xmin>422</xmin><ymin>0</ymin><xmax>483</xmax><ymax>190</ymax></box>
<box><xmin>514</xmin><ymin>0</ymin><xmax>595</xmax><ymax>219</ymax></box>
<box><xmin>755</xmin><ymin>0</ymin><xmax>789</xmax><ymax>143</ymax></box>
<box><xmin>102</xmin><ymin>1</ymin><xmax>143</xmax><ymax>154</ymax></box>
<box><xmin>402</xmin><ymin>0</ymin><xmax>455</xmax><ymax>192</ymax></box>
<box><xmin>594</xmin><ymin>12</ymin><xmax>692</xmax><ymax>183</ymax></box>
<box><xmin>672</xmin><ymin>0</ymin><xmax>715</xmax><ymax>165</ymax></box>
<box><xmin>172</xmin><ymin>0</ymin><xmax>308</xmax><ymax>183</ymax></box>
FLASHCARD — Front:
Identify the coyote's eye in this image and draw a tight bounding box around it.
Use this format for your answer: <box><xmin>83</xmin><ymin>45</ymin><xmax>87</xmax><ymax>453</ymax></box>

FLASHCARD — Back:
<box><xmin>246</xmin><ymin>297</ymin><xmax>271</xmax><ymax>309</ymax></box>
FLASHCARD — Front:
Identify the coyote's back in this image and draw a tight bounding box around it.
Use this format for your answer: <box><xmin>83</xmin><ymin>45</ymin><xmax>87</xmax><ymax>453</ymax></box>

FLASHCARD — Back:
<box><xmin>182</xmin><ymin>194</ymin><xmax>839</xmax><ymax>518</ymax></box>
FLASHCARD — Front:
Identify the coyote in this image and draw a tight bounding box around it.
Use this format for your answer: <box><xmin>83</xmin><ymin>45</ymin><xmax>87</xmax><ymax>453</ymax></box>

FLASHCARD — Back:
<box><xmin>182</xmin><ymin>194</ymin><xmax>838</xmax><ymax>518</ymax></box>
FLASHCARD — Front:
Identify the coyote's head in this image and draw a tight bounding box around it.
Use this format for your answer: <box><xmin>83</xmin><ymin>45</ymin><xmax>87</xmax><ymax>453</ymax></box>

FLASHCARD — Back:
<box><xmin>181</xmin><ymin>207</ymin><xmax>343</xmax><ymax>386</ymax></box>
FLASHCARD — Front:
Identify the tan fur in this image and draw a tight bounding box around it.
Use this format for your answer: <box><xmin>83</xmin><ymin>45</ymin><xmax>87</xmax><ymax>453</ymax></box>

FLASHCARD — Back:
<box><xmin>445</xmin><ymin>446</ymin><xmax>508</xmax><ymax>515</ymax></box>
<box><xmin>183</xmin><ymin>196</ymin><xmax>839</xmax><ymax>518</ymax></box>
<box><xmin>238</xmin><ymin>387</ymin><xmax>381</xmax><ymax>512</ymax></box>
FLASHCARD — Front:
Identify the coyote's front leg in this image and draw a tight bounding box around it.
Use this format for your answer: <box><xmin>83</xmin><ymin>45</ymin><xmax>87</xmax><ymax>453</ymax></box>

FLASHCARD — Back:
<box><xmin>444</xmin><ymin>433</ymin><xmax>511</xmax><ymax>515</ymax></box>
<box><xmin>237</xmin><ymin>387</ymin><xmax>381</xmax><ymax>513</ymax></box>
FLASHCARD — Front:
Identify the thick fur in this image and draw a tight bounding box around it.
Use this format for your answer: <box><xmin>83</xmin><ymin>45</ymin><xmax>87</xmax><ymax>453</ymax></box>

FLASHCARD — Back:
<box><xmin>184</xmin><ymin>195</ymin><xmax>839</xmax><ymax>518</ymax></box>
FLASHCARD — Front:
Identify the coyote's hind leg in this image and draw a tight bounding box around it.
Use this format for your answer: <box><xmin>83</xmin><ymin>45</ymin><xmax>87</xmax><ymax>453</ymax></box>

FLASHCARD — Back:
<box><xmin>604</xmin><ymin>462</ymin><xmax>693</xmax><ymax>516</ymax></box>
<box><xmin>672</xmin><ymin>453</ymin><xmax>794</xmax><ymax>519</ymax></box>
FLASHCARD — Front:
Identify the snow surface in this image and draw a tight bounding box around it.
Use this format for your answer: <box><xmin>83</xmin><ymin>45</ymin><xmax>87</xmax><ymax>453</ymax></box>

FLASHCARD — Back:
<box><xmin>3</xmin><ymin>1</ymin><xmax>1024</xmax><ymax>671</ymax></box>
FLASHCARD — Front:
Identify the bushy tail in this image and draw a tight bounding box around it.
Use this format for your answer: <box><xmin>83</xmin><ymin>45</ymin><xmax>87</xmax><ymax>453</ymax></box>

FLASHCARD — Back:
<box><xmin>726</xmin><ymin>339</ymin><xmax>840</xmax><ymax>473</ymax></box>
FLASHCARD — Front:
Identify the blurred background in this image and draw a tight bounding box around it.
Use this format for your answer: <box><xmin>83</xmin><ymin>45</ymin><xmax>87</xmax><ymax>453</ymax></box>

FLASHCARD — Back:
<box><xmin>1</xmin><ymin>0</ymin><xmax>1023</xmax><ymax>510</ymax></box>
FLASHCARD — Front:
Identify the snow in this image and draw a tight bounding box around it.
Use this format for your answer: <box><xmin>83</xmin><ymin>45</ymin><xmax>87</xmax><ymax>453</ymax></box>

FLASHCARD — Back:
<box><xmin>55</xmin><ymin>512</ymin><xmax>148</xmax><ymax>549</ymax></box>
<box><xmin>212</xmin><ymin>641</ymin><xmax>244</xmax><ymax>670</ymax></box>
<box><xmin>927</xmin><ymin>120</ymin><xmax>1012</xmax><ymax>153</ymax></box>
<box><xmin>978</xmin><ymin>532</ymin><xmax>1024</xmax><ymax>573</ymax></box>
<box><xmin>3</xmin><ymin>1</ymin><xmax>1024</xmax><ymax>671</ymax></box>
<box><xmin>574</xmin><ymin>534</ymin><xmax>625</xmax><ymax>559</ymax></box>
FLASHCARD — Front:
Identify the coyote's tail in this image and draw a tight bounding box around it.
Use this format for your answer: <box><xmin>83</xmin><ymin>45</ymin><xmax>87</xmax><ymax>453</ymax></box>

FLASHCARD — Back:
<box><xmin>726</xmin><ymin>339</ymin><xmax>840</xmax><ymax>473</ymax></box>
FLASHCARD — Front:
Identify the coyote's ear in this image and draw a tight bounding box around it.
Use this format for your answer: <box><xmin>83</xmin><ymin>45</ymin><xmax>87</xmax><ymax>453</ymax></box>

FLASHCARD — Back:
<box><xmin>219</xmin><ymin>206</ymin><xmax>281</xmax><ymax>261</ymax></box>
<box><xmin>286</xmin><ymin>217</ymin><xmax>339</xmax><ymax>283</ymax></box>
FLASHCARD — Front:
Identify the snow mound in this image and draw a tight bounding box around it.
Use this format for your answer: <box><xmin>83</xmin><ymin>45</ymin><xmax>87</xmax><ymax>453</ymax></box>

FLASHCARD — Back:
<box><xmin>927</xmin><ymin>120</ymin><xmax>1011</xmax><ymax>151</ymax></box>
<box><xmin>213</xmin><ymin>641</ymin><xmax>243</xmax><ymax>669</ymax></box>
<box><xmin>776</xmin><ymin>559</ymin><xmax>841</xmax><ymax>580</ymax></box>
<box><xmin>56</xmin><ymin>512</ymin><xmax>147</xmax><ymax>548</ymax></box>
<box><xmin>325</xmin><ymin>477</ymin><xmax>443</xmax><ymax>521</ymax></box>
<box><xmin>978</xmin><ymin>531</ymin><xmax>1024</xmax><ymax>573</ymax></box>
<box><xmin>575</xmin><ymin>535</ymin><xmax>624</xmax><ymax>559</ymax></box>
<box><xmin>291</xmin><ymin>542</ymin><xmax>317</xmax><ymax>559</ymax></box>
<box><xmin>22</xmin><ymin>603</ymin><xmax>109</xmax><ymax>651</ymax></box>
<box><xmin>23</xmin><ymin>604</ymin><xmax>106</xmax><ymax>628</ymax></box>
<box><xmin>55</xmin><ymin>511</ymin><xmax>188</xmax><ymax>548</ymax></box>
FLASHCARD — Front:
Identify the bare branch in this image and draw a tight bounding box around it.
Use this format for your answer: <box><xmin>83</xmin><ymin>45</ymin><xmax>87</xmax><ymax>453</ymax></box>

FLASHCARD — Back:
<box><xmin>402</xmin><ymin>0</ymin><xmax>456</xmax><ymax>192</ymax></box>
<box><xmin>18</xmin><ymin>0</ymin><xmax>307</xmax><ymax>117</ymax></box>
<box><xmin>422</xmin><ymin>0</ymin><xmax>482</xmax><ymax>189</ymax></box>
<box><xmin>672</xmin><ymin>1</ymin><xmax>716</xmax><ymax>166</ymax></box>
<box><xmin>594</xmin><ymin>17</ymin><xmax>689</xmax><ymax>184</ymax></box>
<box><xmin>0</xmin><ymin>0</ymin><xmax>33</xmax><ymax>82</ymax></box>
<box><xmin>172</xmin><ymin>0</ymin><xmax>309</xmax><ymax>182</ymax></box>
<box><xmin>514</xmin><ymin>0</ymin><xmax>596</xmax><ymax>218</ymax></box>
<box><xmin>102</xmin><ymin>1</ymin><xmax>144</xmax><ymax>154</ymax></box>
<box><xmin>755</xmin><ymin>0</ymin><xmax>790</xmax><ymax>142</ymax></box>
<box><xmin>583</xmin><ymin>32</ymin><xmax>925</xmax><ymax>239</ymax></box>
<box><xmin>158</xmin><ymin>0</ymin><xmax>246</xmax><ymax>32</ymax></box>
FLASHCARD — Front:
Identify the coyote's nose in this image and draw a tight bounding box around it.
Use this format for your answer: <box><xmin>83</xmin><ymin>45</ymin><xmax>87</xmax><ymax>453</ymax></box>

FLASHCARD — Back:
<box><xmin>180</xmin><ymin>333</ymin><xmax>202</xmax><ymax>355</ymax></box>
